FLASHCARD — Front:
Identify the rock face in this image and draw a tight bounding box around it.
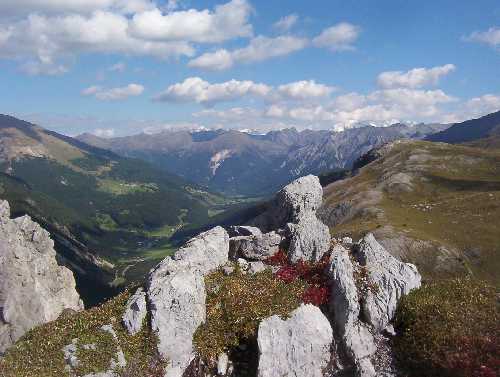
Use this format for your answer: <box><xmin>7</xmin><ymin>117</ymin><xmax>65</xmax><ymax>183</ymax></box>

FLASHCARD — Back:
<box><xmin>229</xmin><ymin>231</ymin><xmax>282</xmax><ymax>261</ymax></box>
<box><xmin>147</xmin><ymin>226</ymin><xmax>229</xmax><ymax>377</ymax></box>
<box><xmin>250</xmin><ymin>175</ymin><xmax>331</xmax><ymax>263</ymax></box>
<box><xmin>253</xmin><ymin>175</ymin><xmax>324</xmax><ymax>230</ymax></box>
<box><xmin>354</xmin><ymin>234</ymin><xmax>422</xmax><ymax>332</ymax></box>
<box><xmin>122</xmin><ymin>288</ymin><xmax>147</xmax><ymax>336</ymax></box>
<box><xmin>227</xmin><ymin>226</ymin><xmax>262</xmax><ymax>238</ymax></box>
<box><xmin>286</xmin><ymin>215</ymin><xmax>331</xmax><ymax>263</ymax></box>
<box><xmin>328</xmin><ymin>245</ymin><xmax>377</xmax><ymax>377</ymax></box>
<box><xmin>0</xmin><ymin>200</ymin><xmax>83</xmax><ymax>355</ymax></box>
<box><xmin>257</xmin><ymin>304</ymin><xmax>333</xmax><ymax>377</ymax></box>
<box><xmin>327</xmin><ymin>235</ymin><xmax>421</xmax><ymax>376</ymax></box>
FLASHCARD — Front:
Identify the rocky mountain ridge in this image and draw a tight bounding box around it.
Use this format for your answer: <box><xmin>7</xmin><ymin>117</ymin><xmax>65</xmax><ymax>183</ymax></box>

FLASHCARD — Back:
<box><xmin>426</xmin><ymin>109</ymin><xmax>500</xmax><ymax>144</ymax></box>
<box><xmin>77</xmin><ymin>123</ymin><xmax>448</xmax><ymax>196</ymax></box>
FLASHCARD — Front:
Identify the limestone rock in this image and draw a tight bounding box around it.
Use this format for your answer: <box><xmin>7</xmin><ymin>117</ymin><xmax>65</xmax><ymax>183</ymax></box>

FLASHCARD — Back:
<box><xmin>222</xmin><ymin>265</ymin><xmax>235</xmax><ymax>276</ymax></box>
<box><xmin>0</xmin><ymin>200</ymin><xmax>83</xmax><ymax>355</ymax></box>
<box><xmin>149</xmin><ymin>270</ymin><xmax>205</xmax><ymax>377</ymax></box>
<box><xmin>217</xmin><ymin>353</ymin><xmax>229</xmax><ymax>375</ymax></box>
<box><xmin>327</xmin><ymin>245</ymin><xmax>359</xmax><ymax>330</ymax></box>
<box><xmin>122</xmin><ymin>288</ymin><xmax>147</xmax><ymax>335</ymax></box>
<box><xmin>248</xmin><ymin>261</ymin><xmax>267</xmax><ymax>274</ymax></box>
<box><xmin>327</xmin><ymin>244</ymin><xmax>377</xmax><ymax>377</ymax></box>
<box><xmin>62</xmin><ymin>325</ymin><xmax>126</xmax><ymax>377</ymax></box>
<box><xmin>257</xmin><ymin>304</ymin><xmax>333</xmax><ymax>377</ymax></box>
<box><xmin>229</xmin><ymin>231</ymin><xmax>282</xmax><ymax>261</ymax></box>
<box><xmin>227</xmin><ymin>225</ymin><xmax>262</xmax><ymax>238</ymax></box>
<box><xmin>167</xmin><ymin>226</ymin><xmax>230</xmax><ymax>275</ymax></box>
<box><xmin>286</xmin><ymin>215</ymin><xmax>331</xmax><ymax>263</ymax></box>
<box><xmin>237</xmin><ymin>258</ymin><xmax>249</xmax><ymax>272</ymax></box>
<box><xmin>147</xmin><ymin>227</ymin><xmax>229</xmax><ymax>377</ymax></box>
<box><xmin>342</xmin><ymin>237</ymin><xmax>353</xmax><ymax>245</ymax></box>
<box><xmin>251</xmin><ymin>175</ymin><xmax>324</xmax><ymax>231</ymax></box>
<box><xmin>276</xmin><ymin>175</ymin><xmax>324</xmax><ymax>222</ymax></box>
<box><xmin>354</xmin><ymin>233</ymin><xmax>422</xmax><ymax>331</ymax></box>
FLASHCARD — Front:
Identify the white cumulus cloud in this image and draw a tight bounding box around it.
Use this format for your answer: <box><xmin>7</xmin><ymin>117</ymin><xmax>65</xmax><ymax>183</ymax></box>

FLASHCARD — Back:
<box><xmin>0</xmin><ymin>11</ymin><xmax>195</xmax><ymax>75</ymax></box>
<box><xmin>188</xmin><ymin>35</ymin><xmax>308</xmax><ymax>70</ymax></box>
<box><xmin>0</xmin><ymin>0</ymin><xmax>254</xmax><ymax>75</ymax></box>
<box><xmin>312</xmin><ymin>22</ymin><xmax>361</xmax><ymax>51</ymax></box>
<box><xmin>464</xmin><ymin>27</ymin><xmax>500</xmax><ymax>49</ymax></box>
<box><xmin>130</xmin><ymin>0</ymin><xmax>253</xmax><ymax>43</ymax></box>
<box><xmin>278</xmin><ymin>80</ymin><xmax>335</xmax><ymax>100</ymax></box>
<box><xmin>82</xmin><ymin>83</ymin><xmax>144</xmax><ymax>100</ymax></box>
<box><xmin>153</xmin><ymin>77</ymin><xmax>272</xmax><ymax>106</ymax></box>
<box><xmin>377</xmin><ymin>64</ymin><xmax>456</xmax><ymax>89</ymax></box>
<box><xmin>0</xmin><ymin>0</ymin><xmax>155</xmax><ymax>17</ymax></box>
<box><xmin>273</xmin><ymin>14</ymin><xmax>298</xmax><ymax>32</ymax></box>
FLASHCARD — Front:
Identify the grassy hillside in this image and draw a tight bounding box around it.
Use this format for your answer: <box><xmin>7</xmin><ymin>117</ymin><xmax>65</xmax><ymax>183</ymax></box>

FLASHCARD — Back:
<box><xmin>320</xmin><ymin>140</ymin><xmax>500</xmax><ymax>286</ymax></box>
<box><xmin>0</xmin><ymin>115</ymin><xmax>242</xmax><ymax>304</ymax></box>
<box><xmin>426</xmin><ymin>110</ymin><xmax>500</xmax><ymax>144</ymax></box>
<box><xmin>0</xmin><ymin>289</ymin><xmax>165</xmax><ymax>377</ymax></box>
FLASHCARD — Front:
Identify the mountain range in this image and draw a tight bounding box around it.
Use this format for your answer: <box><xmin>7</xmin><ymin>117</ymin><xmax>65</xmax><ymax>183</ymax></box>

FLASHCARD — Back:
<box><xmin>0</xmin><ymin>114</ymin><xmax>240</xmax><ymax>305</ymax></box>
<box><xmin>77</xmin><ymin>122</ymin><xmax>449</xmax><ymax>197</ymax></box>
<box><xmin>2</xmin><ymin>111</ymin><xmax>499</xmax><ymax>305</ymax></box>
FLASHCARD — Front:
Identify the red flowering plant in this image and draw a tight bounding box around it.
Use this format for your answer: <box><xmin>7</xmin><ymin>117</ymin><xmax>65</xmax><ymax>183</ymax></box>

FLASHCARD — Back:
<box><xmin>265</xmin><ymin>249</ymin><xmax>331</xmax><ymax>306</ymax></box>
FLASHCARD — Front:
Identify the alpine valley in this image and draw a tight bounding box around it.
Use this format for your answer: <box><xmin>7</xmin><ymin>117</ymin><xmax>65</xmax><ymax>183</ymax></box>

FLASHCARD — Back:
<box><xmin>77</xmin><ymin>122</ymin><xmax>449</xmax><ymax>197</ymax></box>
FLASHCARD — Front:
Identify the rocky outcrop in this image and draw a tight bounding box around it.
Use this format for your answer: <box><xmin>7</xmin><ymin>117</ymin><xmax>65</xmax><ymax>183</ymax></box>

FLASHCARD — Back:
<box><xmin>147</xmin><ymin>226</ymin><xmax>229</xmax><ymax>377</ymax></box>
<box><xmin>0</xmin><ymin>172</ymin><xmax>426</xmax><ymax>377</ymax></box>
<box><xmin>122</xmin><ymin>288</ymin><xmax>147</xmax><ymax>336</ymax></box>
<box><xmin>354</xmin><ymin>234</ymin><xmax>421</xmax><ymax>332</ymax></box>
<box><xmin>0</xmin><ymin>200</ymin><xmax>83</xmax><ymax>355</ymax></box>
<box><xmin>327</xmin><ymin>235</ymin><xmax>421</xmax><ymax>376</ymax></box>
<box><xmin>252</xmin><ymin>175</ymin><xmax>324</xmax><ymax>230</ymax></box>
<box><xmin>286</xmin><ymin>215</ymin><xmax>331</xmax><ymax>262</ymax></box>
<box><xmin>229</xmin><ymin>231</ymin><xmax>282</xmax><ymax>261</ymax></box>
<box><xmin>328</xmin><ymin>244</ymin><xmax>377</xmax><ymax>377</ymax></box>
<box><xmin>62</xmin><ymin>324</ymin><xmax>126</xmax><ymax>377</ymax></box>
<box><xmin>227</xmin><ymin>226</ymin><xmax>262</xmax><ymax>238</ymax></box>
<box><xmin>257</xmin><ymin>304</ymin><xmax>333</xmax><ymax>377</ymax></box>
<box><xmin>249</xmin><ymin>175</ymin><xmax>331</xmax><ymax>263</ymax></box>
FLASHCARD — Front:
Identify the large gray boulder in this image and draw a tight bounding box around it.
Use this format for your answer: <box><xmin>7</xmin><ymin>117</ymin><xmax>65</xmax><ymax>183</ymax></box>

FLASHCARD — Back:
<box><xmin>227</xmin><ymin>225</ymin><xmax>262</xmax><ymax>238</ymax></box>
<box><xmin>257</xmin><ymin>304</ymin><xmax>333</xmax><ymax>377</ymax></box>
<box><xmin>122</xmin><ymin>288</ymin><xmax>147</xmax><ymax>336</ymax></box>
<box><xmin>147</xmin><ymin>226</ymin><xmax>229</xmax><ymax>377</ymax></box>
<box><xmin>251</xmin><ymin>175</ymin><xmax>331</xmax><ymax>262</ymax></box>
<box><xmin>229</xmin><ymin>231</ymin><xmax>282</xmax><ymax>261</ymax></box>
<box><xmin>327</xmin><ymin>245</ymin><xmax>377</xmax><ymax>377</ymax></box>
<box><xmin>327</xmin><ymin>236</ymin><xmax>421</xmax><ymax>376</ymax></box>
<box><xmin>354</xmin><ymin>234</ymin><xmax>422</xmax><ymax>332</ymax></box>
<box><xmin>252</xmin><ymin>175</ymin><xmax>325</xmax><ymax>231</ymax></box>
<box><xmin>286</xmin><ymin>215</ymin><xmax>331</xmax><ymax>263</ymax></box>
<box><xmin>0</xmin><ymin>200</ymin><xmax>83</xmax><ymax>355</ymax></box>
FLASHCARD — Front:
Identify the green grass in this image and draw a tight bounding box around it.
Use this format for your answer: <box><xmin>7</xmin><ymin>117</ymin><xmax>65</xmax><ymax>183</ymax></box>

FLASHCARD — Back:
<box><xmin>97</xmin><ymin>179</ymin><xmax>159</xmax><ymax>196</ymax></box>
<box><xmin>394</xmin><ymin>278</ymin><xmax>499</xmax><ymax>377</ymax></box>
<box><xmin>193</xmin><ymin>267</ymin><xmax>307</xmax><ymax>363</ymax></box>
<box><xmin>95</xmin><ymin>213</ymin><xmax>119</xmax><ymax>231</ymax></box>
<box><xmin>323</xmin><ymin>141</ymin><xmax>500</xmax><ymax>286</ymax></box>
<box><xmin>0</xmin><ymin>289</ymin><xmax>166</xmax><ymax>377</ymax></box>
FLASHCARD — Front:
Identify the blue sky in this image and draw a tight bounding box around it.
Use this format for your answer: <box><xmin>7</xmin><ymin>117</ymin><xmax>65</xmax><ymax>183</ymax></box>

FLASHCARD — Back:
<box><xmin>0</xmin><ymin>0</ymin><xmax>499</xmax><ymax>136</ymax></box>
